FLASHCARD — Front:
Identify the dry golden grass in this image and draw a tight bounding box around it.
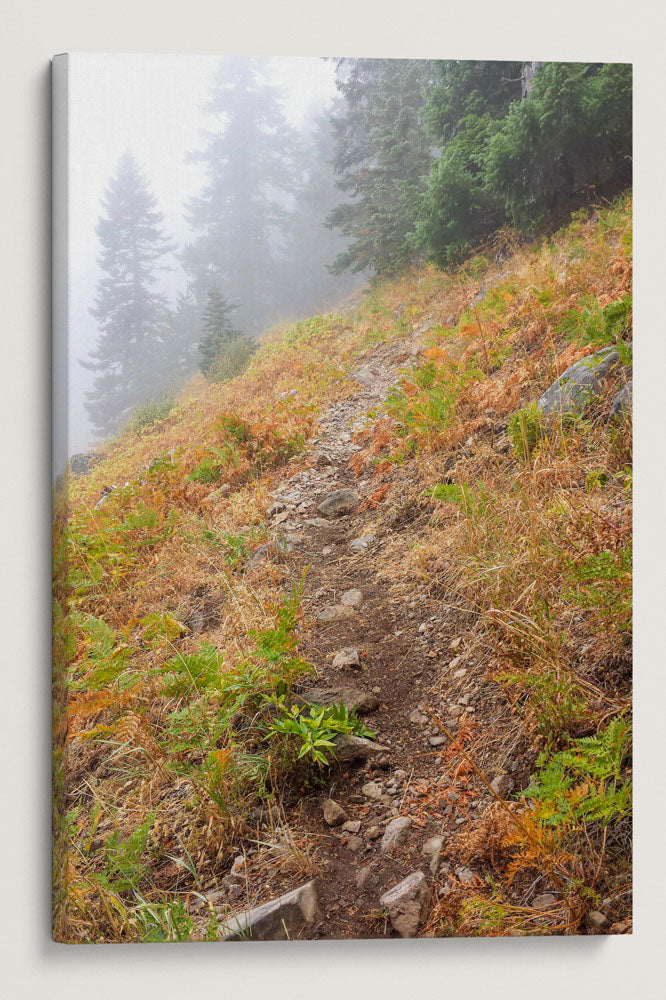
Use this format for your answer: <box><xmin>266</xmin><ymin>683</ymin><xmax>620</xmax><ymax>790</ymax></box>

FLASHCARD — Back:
<box><xmin>54</xmin><ymin>193</ymin><xmax>632</xmax><ymax>941</ymax></box>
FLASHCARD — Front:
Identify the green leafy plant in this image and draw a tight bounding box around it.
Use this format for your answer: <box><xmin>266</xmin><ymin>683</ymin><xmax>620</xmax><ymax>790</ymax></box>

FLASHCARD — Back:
<box><xmin>265</xmin><ymin>701</ymin><xmax>374</xmax><ymax>767</ymax></box>
<box><xmin>523</xmin><ymin>716</ymin><xmax>632</xmax><ymax>828</ymax></box>
<box><xmin>157</xmin><ymin>644</ymin><xmax>225</xmax><ymax>697</ymax></box>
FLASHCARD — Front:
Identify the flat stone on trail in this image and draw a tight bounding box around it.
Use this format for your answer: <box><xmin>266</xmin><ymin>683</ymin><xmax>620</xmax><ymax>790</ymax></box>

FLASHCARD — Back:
<box><xmin>316</xmin><ymin>604</ymin><xmax>356</xmax><ymax>623</ymax></box>
<box><xmin>381</xmin><ymin>816</ymin><xmax>413</xmax><ymax>854</ymax></box>
<box><xmin>379</xmin><ymin>871</ymin><xmax>429</xmax><ymax>938</ymax></box>
<box><xmin>317</xmin><ymin>489</ymin><xmax>359</xmax><ymax>516</ymax></box>
<box><xmin>332</xmin><ymin>647</ymin><xmax>361</xmax><ymax>669</ymax></box>
<box><xmin>349</xmin><ymin>534</ymin><xmax>375</xmax><ymax>553</ymax></box>
<box><xmin>300</xmin><ymin>685</ymin><xmax>378</xmax><ymax>714</ymax></box>
<box><xmin>362</xmin><ymin>780</ymin><xmax>383</xmax><ymax>800</ymax></box>
<box><xmin>341</xmin><ymin>588</ymin><xmax>363</xmax><ymax>607</ymax></box>
<box><xmin>342</xmin><ymin>820</ymin><xmax>361</xmax><ymax>834</ymax></box>
<box><xmin>220</xmin><ymin>880</ymin><xmax>321</xmax><ymax>941</ymax></box>
<box><xmin>333</xmin><ymin>734</ymin><xmax>389</xmax><ymax>762</ymax></box>
<box><xmin>323</xmin><ymin>799</ymin><xmax>348</xmax><ymax>827</ymax></box>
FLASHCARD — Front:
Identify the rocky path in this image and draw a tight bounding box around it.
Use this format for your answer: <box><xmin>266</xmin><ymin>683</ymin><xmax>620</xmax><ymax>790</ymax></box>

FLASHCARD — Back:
<box><xmin>252</xmin><ymin>342</ymin><xmax>505</xmax><ymax>939</ymax></box>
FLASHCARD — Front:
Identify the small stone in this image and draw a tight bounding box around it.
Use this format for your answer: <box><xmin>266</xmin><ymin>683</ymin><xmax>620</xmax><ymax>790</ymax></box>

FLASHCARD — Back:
<box><xmin>341</xmin><ymin>820</ymin><xmax>361</xmax><ymax>834</ymax></box>
<box><xmin>341</xmin><ymin>588</ymin><xmax>363</xmax><ymax>607</ymax></box>
<box><xmin>429</xmin><ymin>735</ymin><xmax>445</xmax><ymax>747</ymax></box>
<box><xmin>422</xmin><ymin>835</ymin><xmax>445</xmax><ymax>875</ymax></box>
<box><xmin>453</xmin><ymin>668</ymin><xmax>466</xmax><ymax>679</ymax></box>
<box><xmin>322</xmin><ymin>545</ymin><xmax>333</xmax><ymax>556</ymax></box>
<box><xmin>379</xmin><ymin>871</ymin><xmax>429</xmax><ymax>938</ymax></box>
<box><xmin>375</xmin><ymin>754</ymin><xmax>390</xmax><ymax>770</ymax></box>
<box><xmin>333</xmin><ymin>734</ymin><xmax>389</xmax><ymax>762</ymax></box>
<box><xmin>381</xmin><ymin>816</ymin><xmax>413</xmax><ymax>853</ymax></box>
<box><xmin>346</xmin><ymin>835</ymin><xmax>364</xmax><ymax>852</ymax></box>
<box><xmin>317</xmin><ymin>489</ymin><xmax>359</xmax><ymax>517</ymax></box>
<box><xmin>588</xmin><ymin>910</ymin><xmax>608</xmax><ymax>930</ymax></box>
<box><xmin>317</xmin><ymin>604</ymin><xmax>355</xmax><ymax>623</ymax></box>
<box><xmin>372</xmin><ymin>686</ymin><xmax>381</xmax><ymax>695</ymax></box>
<box><xmin>362</xmin><ymin>781</ymin><xmax>383</xmax><ymax>800</ymax></box>
<box><xmin>323</xmin><ymin>799</ymin><xmax>348</xmax><ymax>827</ymax></box>
<box><xmin>349</xmin><ymin>534</ymin><xmax>375</xmax><ymax>553</ymax></box>
<box><xmin>449</xmin><ymin>656</ymin><xmax>462</xmax><ymax>670</ymax></box>
<box><xmin>231</xmin><ymin>855</ymin><xmax>245</xmax><ymax>875</ymax></box>
<box><xmin>366</xmin><ymin>825</ymin><xmax>381</xmax><ymax>841</ymax></box>
<box><xmin>332</xmin><ymin>647</ymin><xmax>361</xmax><ymax>669</ymax></box>
<box><xmin>456</xmin><ymin>867</ymin><xmax>475</xmax><ymax>885</ymax></box>
<box><xmin>490</xmin><ymin>775</ymin><xmax>515</xmax><ymax>798</ymax></box>
<box><xmin>409</xmin><ymin>709</ymin><xmax>427</xmax><ymax>725</ymax></box>
<box><xmin>450</xmin><ymin>637</ymin><xmax>461</xmax><ymax>651</ymax></box>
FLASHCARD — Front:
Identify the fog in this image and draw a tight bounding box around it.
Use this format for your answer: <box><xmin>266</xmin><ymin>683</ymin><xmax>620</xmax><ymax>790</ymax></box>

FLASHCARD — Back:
<box><xmin>65</xmin><ymin>53</ymin><xmax>362</xmax><ymax>456</ymax></box>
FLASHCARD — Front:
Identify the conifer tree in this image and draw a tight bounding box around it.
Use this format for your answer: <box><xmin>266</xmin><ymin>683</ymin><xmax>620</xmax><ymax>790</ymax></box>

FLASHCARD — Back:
<box><xmin>198</xmin><ymin>286</ymin><xmax>240</xmax><ymax>375</ymax></box>
<box><xmin>83</xmin><ymin>152</ymin><xmax>174</xmax><ymax>436</ymax></box>
<box><xmin>326</xmin><ymin>58</ymin><xmax>437</xmax><ymax>277</ymax></box>
<box><xmin>183</xmin><ymin>57</ymin><xmax>299</xmax><ymax>334</ymax></box>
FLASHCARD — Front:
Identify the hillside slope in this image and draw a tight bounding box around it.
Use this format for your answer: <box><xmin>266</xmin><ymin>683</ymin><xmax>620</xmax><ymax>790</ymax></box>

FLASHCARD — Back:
<box><xmin>54</xmin><ymin>192</ymin><xmax>632</xmax><ymax>941</ymax></box>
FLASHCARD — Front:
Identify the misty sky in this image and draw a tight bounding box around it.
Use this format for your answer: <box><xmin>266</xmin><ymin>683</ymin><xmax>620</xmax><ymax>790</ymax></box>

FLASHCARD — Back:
<box><xmin>66</xmin><ymin>53</ymin><xmax>338</xmax><ymax>453</ymax></box>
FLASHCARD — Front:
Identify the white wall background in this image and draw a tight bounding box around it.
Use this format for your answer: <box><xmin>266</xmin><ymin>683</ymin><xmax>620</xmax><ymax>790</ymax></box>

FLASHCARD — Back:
<box><xmin>1</xmin><ymin>1</ymin><xmax>664</xmax><ymax>997</ymax></box>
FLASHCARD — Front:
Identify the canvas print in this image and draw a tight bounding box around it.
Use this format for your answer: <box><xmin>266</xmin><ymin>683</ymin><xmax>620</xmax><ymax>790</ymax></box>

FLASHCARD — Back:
<box><xmin>52</xmin><ymin>55</ymin><xmax>632</xmax><ymax>942</ymax></box>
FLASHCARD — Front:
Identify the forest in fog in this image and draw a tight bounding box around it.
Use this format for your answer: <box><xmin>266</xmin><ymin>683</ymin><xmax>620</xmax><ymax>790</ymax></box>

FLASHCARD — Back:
<box><xmin>79</xmin><ymin>57</ymin><xmax>631</xmax><ymax>443</ymax></box>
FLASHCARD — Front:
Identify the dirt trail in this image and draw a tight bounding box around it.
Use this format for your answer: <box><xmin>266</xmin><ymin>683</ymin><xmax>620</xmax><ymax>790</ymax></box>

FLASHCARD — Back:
<box><xmin>260</xmin><ymin>341</ymin><xmax>506</xmax><ymax>938</ymax></box>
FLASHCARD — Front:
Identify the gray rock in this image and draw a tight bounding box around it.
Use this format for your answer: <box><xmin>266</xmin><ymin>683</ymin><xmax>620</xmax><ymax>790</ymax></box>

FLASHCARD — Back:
<box><xmin>349</xmin><ymin>534</ymin><xmax>375</xmax><ymax>553</ymax></box>
<box><xmin>323</xmin><ymin>799</ymin><xmax>347</xmax><ymax>827</ymax></box>
<box><xmin>366</xmin><ymin>825</ymin><xmax>382</xmax><ymax>841</ymax></box>
<box><xmin>333</xmin><ymin>734</ymin><xmax>389</xmax><ymax>762</ymax></box>
<box><xmin>300</xmin><ymin>686</ymin><xmax>378</xmax><ymax>715</ymax></box>
<box><xmin>341</xmin><ymin>820</ymin><xmax>361</xmax><ymax>834</ymax></box>
<box><xmin>379</xmin><ymin>871</ymin><xmax>429</xmax><ymax>938</ymax></box>
<box><xmin>316</xmin><ymin>604</ymin><xmax>356</xmax><ymax>623</ymax></box>
<box><xmin>537</xmin><ymin>348</ymin><xmax>621</xmax><ymax>417</ymax></box>
<box><xmin>490</xmin><ymin>775</ymin><xmax>515</xmax><ymax>798</ymax></box>
<box><xmin>362</xmin><ymin>780</ymin><xmax>383</xmax><ymax>800</ymax></box>
<box><xmin>220</xmin><ymin>880</ymin><xmax>321</xmax><ymax>940</ymax></box>
<box><xmin>331</xmin><ymin>647</ymin><xmax>360</xmax><ymax>669</ymax></box>
<box><xmin>317</xmin><ymin>489</ymin><xmax>359</xmax><ymax>517</ymax></box>
<box><xmin>608</xmin><ymin>380</ymin><xmax>632</xmax><ymax>420</ymax></box>
<box><xmin>381</xmin><ymin>816</ymin><xmax>413</xmax><ymax>854</ymax></box>
<box><xmin>422</xmin><ymin>835</ymin><xmax>445</xmax><ymax>875</ymax></box>
<box><xmin>341</xmin><ymin>588</ymin><xmax>363</xmax><ymax>607</ymax></box>
<box><xmin>429</xmin><ymin>735</ymin><xmax>446</xmax><ymax>747</ymax></box>
<box><xmin>346</xmin><ymin>835</ymin><xmax>364</xmax><ymax>852</ymax></box>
